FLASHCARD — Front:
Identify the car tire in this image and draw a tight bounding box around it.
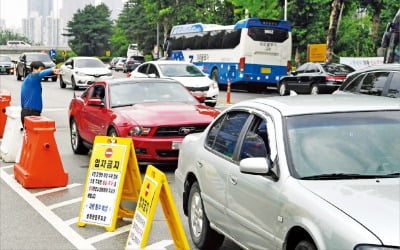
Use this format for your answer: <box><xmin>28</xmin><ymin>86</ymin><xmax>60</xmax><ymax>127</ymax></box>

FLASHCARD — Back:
<box><xmin>294</xmin><ymin>240</ymin><xmax>317</xmax><ymax>250</ymax></box>
<box><xmin>59</xmin><ymin>75</ymin><xmax>66</xmax><ymax>88</ymax></box>
<box><xmin>188</xmin><ymin>182</ymin><xmax>224</xmax><ymax>249</ymax></box>
<box><xmin>107</xmin><ymin>127</ymin><xmax>118</xmax><ymax>137</ymax></box>
<box><xmin>70</xmin><ymin>118</ymin><xmax>89</xmax><ymax>155</ymax></box>
<box><xmin>52</xmin><ymin>76</ymin><xmax>57</xmax><ymax>82</ymax></box>
<box><xmin>310</xmin><ymin>84</ymin><xmax>319</xmax><ymax>95</ymax></box>
<box><xmin>71</xmin><ymin>76</ymin><xmax>79</xmax><ymax>90</ymax></box>
<box><xmin>279</xmin><ymin>81</ymin><xmax>288</xmax><ymax>96</ymax></box>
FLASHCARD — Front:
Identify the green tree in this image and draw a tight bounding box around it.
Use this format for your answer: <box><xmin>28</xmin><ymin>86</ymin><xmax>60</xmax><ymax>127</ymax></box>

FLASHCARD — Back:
<box><xmin>63</xmin><ymin>4</ymin><xmax>113</xmax><ymax>56</ymax></box>
<box><xmin>0</xmin><ymin>29</ymin><xmax>31</xmax><ymax>45</ymax></box>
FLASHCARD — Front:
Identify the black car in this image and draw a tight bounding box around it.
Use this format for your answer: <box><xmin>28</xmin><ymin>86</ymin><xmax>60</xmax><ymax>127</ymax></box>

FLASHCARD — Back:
<box><xmin>278</xmin><ymin>62</ymin><xmax>355</xmax><ymax>95</ymax></box>
<box><xmin>123</xmin><ymin>56</ymin><xmax>145</xmax><ymax>73</ymax></box>
<box><xmin>0</xmin><ymin>55</ymin><xmax>15</xmax><ymax>75</ymax></box>
<box><xmin>16</xmin><ymin>52</ymin><xmax>57</xmax><ymax>81</ymax></box>
<box><xmin>334</xmin><ymin>64</ymin><xmax>400</xmax><ymax>98</ymax></box>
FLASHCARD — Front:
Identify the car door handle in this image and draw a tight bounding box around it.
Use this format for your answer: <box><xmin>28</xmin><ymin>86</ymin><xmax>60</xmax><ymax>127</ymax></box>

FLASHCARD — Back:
<box><xmin>196</xmin><ymin>161</ymin><xmax>203</xmax><ymax>168</ymax></box>
<box><xmin>229</xmin><ymin>174</ymin><xmax>237</xmax><ymax>185</ymax></box>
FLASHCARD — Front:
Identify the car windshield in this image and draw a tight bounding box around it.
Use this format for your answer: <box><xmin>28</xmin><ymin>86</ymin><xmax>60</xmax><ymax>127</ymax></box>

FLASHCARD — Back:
<box><xmin>109</xmin><ymin>81</ymin><xmax>197</xmax><ymax>107</ymax></box>
<box><xmin>27</xmin><ymin>53</ymin><xmax>52</xmax><ymax>62</ymax></box>
<box><xmin>75</xmin><ymin>59</ymin><xmax>105</xmax><ymax>68</ymax></box>
<box><xmin>159</xmin><ymin>64</ymin><xmax>205</xmax><ymax>77</ymax></box>
<box><xmin>286</xmin><ymin>111</ymin><xmax>400</xmax><ymax>179</ymax></box>
<box><xmin>0</xmin><ymin>56</ymin><xmax>12</xmax><ymax>62</ymax></box>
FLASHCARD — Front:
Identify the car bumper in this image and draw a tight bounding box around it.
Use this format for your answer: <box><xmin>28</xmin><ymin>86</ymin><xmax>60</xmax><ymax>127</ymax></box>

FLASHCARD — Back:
<box><xmin>131</xmin><ymin>136</ymin><xmax>184</xmax><ymax>163</ymax></box>
<box><xmin>75</xmin><ymin>75</ymin><xmax>114</xmax><ymax>87</ymax></box>
<box><xmin>319</xmin><ymin>83</ymin><xmax>342</xmax><ymax>93</ymax></box>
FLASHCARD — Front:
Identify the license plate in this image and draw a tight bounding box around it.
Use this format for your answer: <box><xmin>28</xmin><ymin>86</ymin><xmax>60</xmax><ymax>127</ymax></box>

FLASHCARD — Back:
<box><xmin>261</xmin><ymin>67</ymin><xmax>271</xmax><ymax>74</ymax></box>
<box><xmin>171</xmin><ymin>141</ymin><xmax>182</xmax><ymax>150</ymax></box>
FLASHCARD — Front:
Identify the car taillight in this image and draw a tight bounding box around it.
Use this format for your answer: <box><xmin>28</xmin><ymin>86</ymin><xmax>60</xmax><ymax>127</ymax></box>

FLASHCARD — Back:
<box><xmin>326</xmin><ymin>76</ymin><xmax>345</xmax><ymax>82</ymax></box>
<box><xmin>239</xmin><ymin>57</ymin><xmax>245</xmax><ymax>72</ymax></box>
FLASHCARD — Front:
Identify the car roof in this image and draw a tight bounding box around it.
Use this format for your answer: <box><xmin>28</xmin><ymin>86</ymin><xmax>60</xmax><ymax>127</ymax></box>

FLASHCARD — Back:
<box><xmin>349</xmin><ymin>63</ymin><xmax>400</xmax><ymax>73</ymax></box>
<box><xmin>235</xmin><ymin>94</ymin><xmax>400</xmax><ymax>116</ymax></box>
<box><xmin>100</xmin><ymin>77</ymin><xmax>182</xmax><ymax>86</ymax></box>
<box><xmin>144</xmin><ymin>60</ymin><xmax>195</xmax><ymax>66</ymax></box>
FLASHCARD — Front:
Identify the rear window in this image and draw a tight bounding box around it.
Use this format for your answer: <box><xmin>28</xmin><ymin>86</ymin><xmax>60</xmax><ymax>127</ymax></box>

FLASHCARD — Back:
<box><xmin>26</xmin><ymin>53</ymin><xmax>52</xmax><ymax>62</ymax></box>
<box><xmin>322</xmin><ymin>64</ymin><xmax>354</xmax><ymax>74</ymax></box>
<box><xmin>247</xmin><ymin>27</ymin><xmax>289</xmax><ymax>42</ymax></box>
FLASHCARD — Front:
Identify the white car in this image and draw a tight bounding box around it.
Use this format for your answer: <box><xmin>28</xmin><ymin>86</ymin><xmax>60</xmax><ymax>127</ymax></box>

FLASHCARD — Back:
<box><xmin>130</xmin><ymin>60</ymin><xmax>219</xmax><ymax>107</ymax></box>
<box><xmin>60</xmin><ymin>57</ymin><xmax>113</xmax><ymax>89</ymax></box>
<box><xmin>175</xmin><ymin>94</ymin><xmax>400</xmax><ymax>250</ymax></box>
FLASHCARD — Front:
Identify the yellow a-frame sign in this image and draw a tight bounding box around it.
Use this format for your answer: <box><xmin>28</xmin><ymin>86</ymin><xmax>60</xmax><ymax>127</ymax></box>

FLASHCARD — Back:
<box><xmin>77</xmin><ymin>136</ymin><xmax>142</xmax><ymax>232</ymax></box>
<box><xmin>126</xmin><ymin>165</ymin><xmax>190</xmax><ymax>249</ymax></box>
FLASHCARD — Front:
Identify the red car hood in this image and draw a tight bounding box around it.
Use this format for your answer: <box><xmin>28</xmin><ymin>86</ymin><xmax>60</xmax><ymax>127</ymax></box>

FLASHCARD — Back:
<box><xmin>115</xmin><ymin>102</ymin><xmax>219</xmax><ymax>126</ymax></box>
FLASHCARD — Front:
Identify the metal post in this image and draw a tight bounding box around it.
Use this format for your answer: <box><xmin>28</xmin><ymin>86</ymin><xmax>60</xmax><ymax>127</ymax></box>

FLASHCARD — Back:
<box><xmin>226</xmin><ymin>80</ymin><xmax>231</xmax><ymax>104</ymax></box>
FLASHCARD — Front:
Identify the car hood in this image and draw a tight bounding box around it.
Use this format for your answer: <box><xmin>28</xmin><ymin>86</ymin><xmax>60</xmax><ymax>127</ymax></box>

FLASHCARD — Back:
<box><xmin>0</xmin><ymin>62</ymin><xmax>12</xmax><ymax>66</ymax></box>
<box><xmin>115</xmin><ymin>102</ymin><xmax>218</xmax><ymax>126</ymax></box>
<box><xmin>301</xmin><ymin>178</ymin><xmax>400</xmax><ymax>245</ymax></box>
<box><xmin>76</xmin><ymin>67</ymin><xmax>111</xmax><ymax>75</ymax></box>
<box><xmin>168</xmin><ymin>76</ymin><xmax>212</xmax><ymax>88</ymax></box>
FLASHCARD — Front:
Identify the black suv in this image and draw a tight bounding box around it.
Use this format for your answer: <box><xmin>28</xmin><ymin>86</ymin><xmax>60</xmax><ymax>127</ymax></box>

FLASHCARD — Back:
<box><xmin>123</xmin><ymin>56</ymin><xmax>144</xmax><ymax>73</ymax></box>
<box><xmin>334</xmin><ymin>64</ymin><xmax>400</xmax><ymax>98</ymax></box>
<box><xmin>16</xmin><ymin>52</ymin><xmax>57</xmax><ymax>81</ymax></box>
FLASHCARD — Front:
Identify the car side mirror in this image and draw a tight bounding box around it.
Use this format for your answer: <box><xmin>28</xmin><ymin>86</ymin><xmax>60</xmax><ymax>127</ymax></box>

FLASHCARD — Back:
<box><xmin>192</xmin><ymin>93</ymin><xmax>206</xmax><ymax>103</ymax></box>
<box><xmin>239</xmin><ymin>157</ymin><xmax>278</xmax><ymax>180</ymax></box>
<box><xmin>87</xmin><ymin>98</ymin><xmax>104</xmax><ymax>107</ymax></box>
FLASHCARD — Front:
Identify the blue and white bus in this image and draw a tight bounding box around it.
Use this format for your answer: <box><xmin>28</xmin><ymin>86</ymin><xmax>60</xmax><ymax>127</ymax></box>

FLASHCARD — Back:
<box><xmin>165</xmin><ymin>18</ymin><xmax>292</xmax><ymax>89</ymax></box>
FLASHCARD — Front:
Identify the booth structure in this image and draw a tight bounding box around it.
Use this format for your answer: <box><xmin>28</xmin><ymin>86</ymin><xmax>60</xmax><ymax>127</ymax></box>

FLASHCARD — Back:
<box><xmin>0</xmin><ymin>89</ymin><xmax>11</xmax><ymax>138</ymax></box>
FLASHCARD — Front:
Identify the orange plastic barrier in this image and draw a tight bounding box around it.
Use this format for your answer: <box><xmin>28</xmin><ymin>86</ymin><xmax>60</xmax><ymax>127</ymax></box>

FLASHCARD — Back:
<box><xmin>0</xmin><ymin>89</ymin><xmax>11</xmax><ymax>138</ymax></box>
<box><xmin>14</xmin><ymin>116</ymin><xmax>68</xmax><ymax>188</ymax></box>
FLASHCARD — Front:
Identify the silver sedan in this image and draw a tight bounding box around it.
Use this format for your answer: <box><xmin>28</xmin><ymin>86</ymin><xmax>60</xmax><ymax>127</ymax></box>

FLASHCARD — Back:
<box><xmin>175</xmin><ymin>94</ymin><xmax>400</xmax><ymax>250</ymax></box>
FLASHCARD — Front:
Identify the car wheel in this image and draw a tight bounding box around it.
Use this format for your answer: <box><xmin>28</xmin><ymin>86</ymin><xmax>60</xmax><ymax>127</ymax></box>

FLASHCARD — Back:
<box><xmin>70</xmin><ymin>118</ymin><xmax>89</xmax><ymax>155</ymax></box>
<box><xmin>279</xmin><ymin>81</ymin><xmax>288</xmax><ymax>96</ymax></box>
<box><xmin>59</xmin><ymin>75</ymin><xmax>66</xmax><ymax>88</ymax></box>
<box><xmin>107</xmin><ymin>127</ymin><xmax>118</xmax><ymax>137</ymax></box>
<box><xmin>71</xmin><ymin>76</ymin><xmax>79</xmax><ymax>90</ymax></box>
<box><xmin>294</xmin><ymin>240</ymin><xmax>317</xmax><ymax>250</ymax></box>
<box><xmin>52</xmin><ymin>76</ymin><xmax>57</xmax><ymax>82</ymax></box>
<box><xmin>310</xmin><ymin>84</ymin><xmax>319</xmax><ymax>95</ymax></box>
<box><xmin>188</xmin><ymin>182</ymin><xmax>224</xmax><ymax>249</ymax></box>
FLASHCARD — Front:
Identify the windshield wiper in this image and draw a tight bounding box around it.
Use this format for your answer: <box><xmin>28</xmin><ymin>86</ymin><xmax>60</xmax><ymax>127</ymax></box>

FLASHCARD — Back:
<box><xmin>300</xmin><ymin>173</ymin><xmax>398</xmax><ymax>180</ymax></box>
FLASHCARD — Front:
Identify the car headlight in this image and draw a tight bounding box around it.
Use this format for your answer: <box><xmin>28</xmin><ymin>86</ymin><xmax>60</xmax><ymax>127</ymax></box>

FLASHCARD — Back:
<box><xmin>128</xmin><ymin>126</ymin><xmax>151</xmax><ymax>136</ymax></box>
<box><xmin>76</xmin><ymin>71</ymin><xmax>87</xmax><ymax>76</ymax></box>
<box><xmin>354</xmin><ymin>244</ymin><xmax>400</xmax><ymax>250</ymax></box>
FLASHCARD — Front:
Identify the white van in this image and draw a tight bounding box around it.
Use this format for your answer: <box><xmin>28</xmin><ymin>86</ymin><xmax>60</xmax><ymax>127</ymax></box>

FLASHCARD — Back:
<box><xmin>7</xmin><ymin>40</ymin><xmax>31</xmax><ymax>47</ymax></box>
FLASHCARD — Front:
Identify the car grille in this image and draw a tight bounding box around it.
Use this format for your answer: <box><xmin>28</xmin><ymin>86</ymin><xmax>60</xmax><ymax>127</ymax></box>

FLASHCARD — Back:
<box><xmin>156</xmin><ymin>150</ymin><xmax>179</xmax><ymax>158</ymax></box>
<box><xmin>154</xmin><ymin>125</ymin><xmax>208</xmax><ymax>136</ymax></box>
<box><xmin>88</xmin><ymin>73</ymin><xmax>108</xmax><ymax>77</ymax></box>
<box><xmin>186</xmin><ymin>86</ymin><xmax>209</xmax><ymax>92</ymax></box>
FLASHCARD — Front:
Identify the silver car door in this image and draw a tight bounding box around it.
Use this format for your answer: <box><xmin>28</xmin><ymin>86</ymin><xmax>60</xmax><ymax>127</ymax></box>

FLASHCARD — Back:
<box><xmin>199</xmin><ymin>111</ymin><xmax>251</xmax><ymax>233</ymax></box>
<box><xmin>226</xmin><ymin>116</ymin><xmax>280</xmax><ymax>250</ymax></box>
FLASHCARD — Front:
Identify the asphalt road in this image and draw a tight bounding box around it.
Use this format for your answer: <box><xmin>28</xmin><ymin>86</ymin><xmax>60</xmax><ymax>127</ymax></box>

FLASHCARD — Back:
<box><xmin>0</xmin><ymin>72</ymin><xmax>278</xmax><ymax>250</ymax></box>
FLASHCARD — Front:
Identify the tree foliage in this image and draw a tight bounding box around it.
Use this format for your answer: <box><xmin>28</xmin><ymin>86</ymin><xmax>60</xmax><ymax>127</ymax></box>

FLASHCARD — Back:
<box><xmin>63</xmin><ymin>4</ymin><xmax>113</xmax><ymax>56</ymax></box>
<box><xmin>0</xmin><ymin>29</ymin><xmax>31</xmax><ymax>45</ymax></box>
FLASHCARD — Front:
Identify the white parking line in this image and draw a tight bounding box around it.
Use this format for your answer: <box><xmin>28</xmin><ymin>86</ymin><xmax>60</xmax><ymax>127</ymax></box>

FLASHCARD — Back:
<box><xmin>86</xmin><ymin>224</ymin><xmax>132</xmax><ymax>244</ymax></box>
<box><xmin>0</xmin><ymin>166</ymin><xmax>96</xmax><ymax>250</ymax></box>
<box><xmin>65</xmin><ymin>217</ymin><xmax>78</xmax><ymax>226</ymax></box>
<box><xmin>48</xmin><ymin>197</ymin><xmax>82</xmax><ymax>210</ymax></box>
<box><xmin>34</xmin><ymin>183</ymin><xmax>82</xmax><ymax>196</ymax></box>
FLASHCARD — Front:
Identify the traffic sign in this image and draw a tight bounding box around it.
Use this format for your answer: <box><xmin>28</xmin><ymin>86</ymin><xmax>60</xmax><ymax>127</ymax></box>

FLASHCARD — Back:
<box><xmin>49</xmin><ymin>49</ymin><xmax>56</xmax><ymax>58</ymax></box>
<box><xmin>61</xmin><ymin>50</ymin><xmax>67</xmax><ymax>57</ymax></box>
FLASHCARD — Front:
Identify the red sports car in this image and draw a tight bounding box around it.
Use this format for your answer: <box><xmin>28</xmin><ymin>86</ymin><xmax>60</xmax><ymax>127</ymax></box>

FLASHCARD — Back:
<box><xmin>68</xmin><ymin>78</ymin><xmax>220</xmax><ymax>165</ymax></box>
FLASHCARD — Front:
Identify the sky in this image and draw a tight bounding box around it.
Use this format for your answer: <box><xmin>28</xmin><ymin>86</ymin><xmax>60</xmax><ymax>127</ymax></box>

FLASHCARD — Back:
<box><xmin>0</xmin><ymin>0</ymin><xmax>104</xmax><ymax>29</ymax></box>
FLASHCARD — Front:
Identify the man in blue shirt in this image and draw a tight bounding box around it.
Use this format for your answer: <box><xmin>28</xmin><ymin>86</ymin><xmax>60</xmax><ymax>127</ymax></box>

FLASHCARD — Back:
<box><xmin>20</xmin><ymin>61</ymin><xmax>60</xmax><ymax>126</ymax></box>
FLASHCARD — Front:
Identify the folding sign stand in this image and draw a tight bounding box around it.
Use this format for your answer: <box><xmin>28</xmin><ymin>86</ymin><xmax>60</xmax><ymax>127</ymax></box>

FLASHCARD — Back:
<box><xmin>77</xmin><ymin>136</ymin><xmax>142</xmax><ymax>232</ymax></box>
<box><xmin>126</xmin><ymin>165</ymin><xmax>190</xmax><ymax>250</ymax></box>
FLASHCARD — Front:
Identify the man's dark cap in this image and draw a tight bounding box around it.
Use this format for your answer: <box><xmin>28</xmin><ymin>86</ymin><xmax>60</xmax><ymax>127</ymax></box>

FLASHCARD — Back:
<box><xmin>30</xmin><ymin>61</ymin><xmax>45</xmax><ymax>69</ymax></box>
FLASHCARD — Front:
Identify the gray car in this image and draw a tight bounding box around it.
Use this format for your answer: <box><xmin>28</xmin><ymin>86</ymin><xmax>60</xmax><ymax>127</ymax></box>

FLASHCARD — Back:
<box><xmin>175</xmin><ymin>94</ymin><xmax>400</xmax><ymax>250</ymax></box>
